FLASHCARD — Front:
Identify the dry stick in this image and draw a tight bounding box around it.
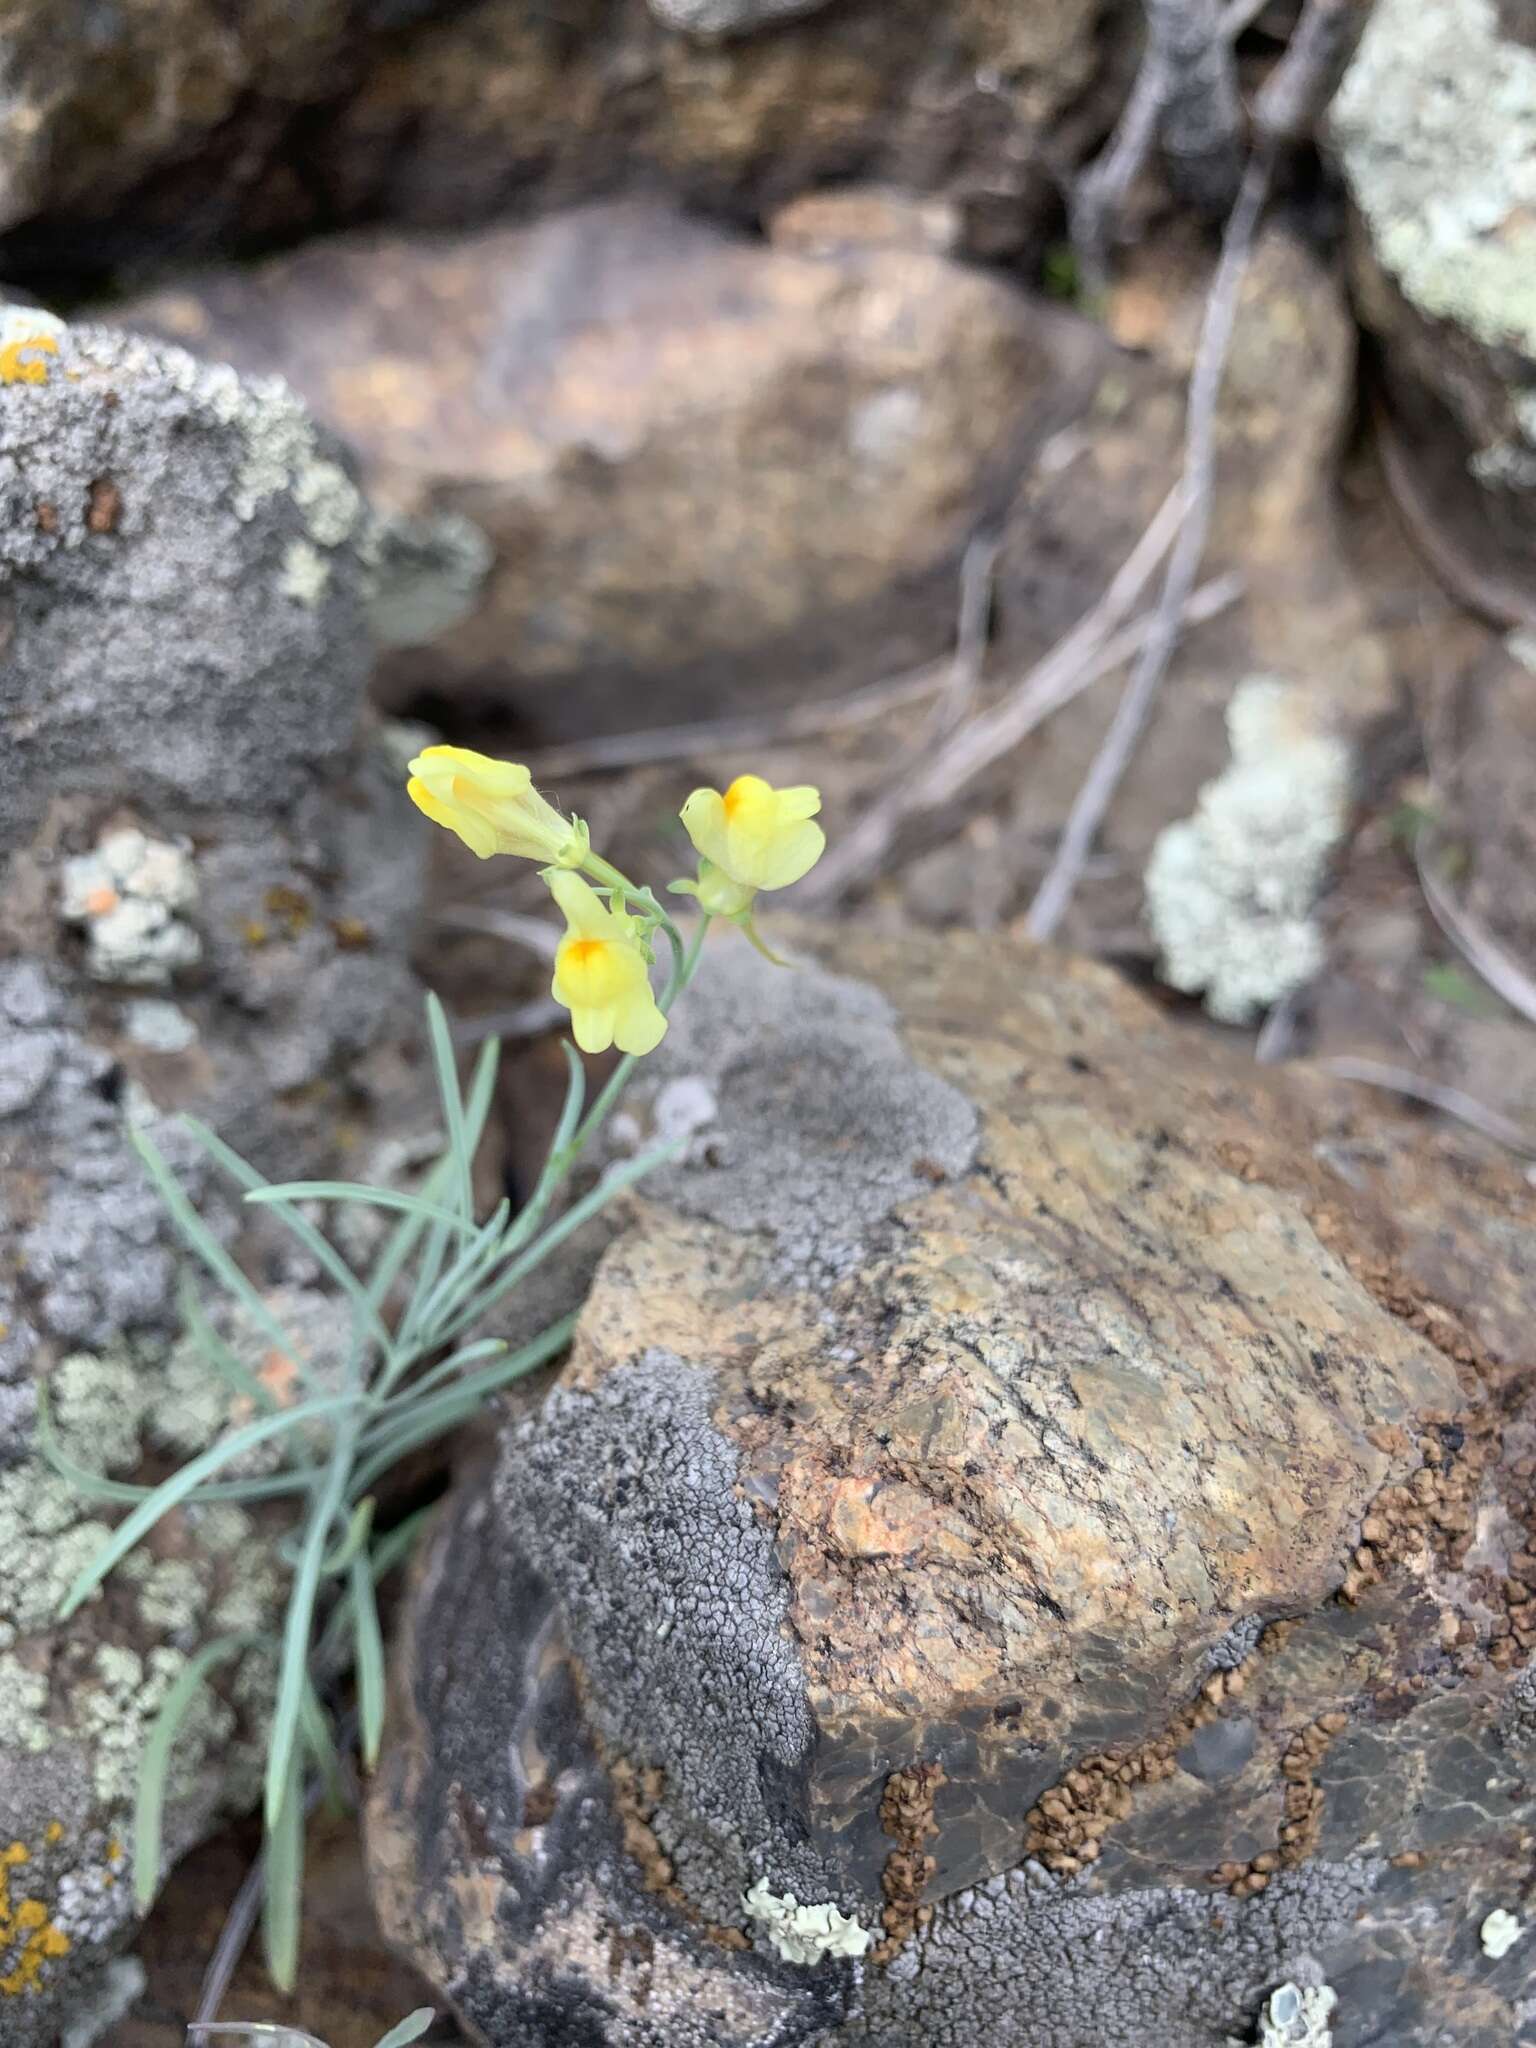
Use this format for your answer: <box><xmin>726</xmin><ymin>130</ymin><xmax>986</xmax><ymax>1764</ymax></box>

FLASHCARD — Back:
<box><xmin>1417</xmin><ymin>832</ymin><xmax>1536</xmax><ymax>1030</ymax></box>
<box><xmin>524</xmin><ymin>659</ymin><xmax>949</xmax><ymax>781</ymax></box>
<box><xmin>1025</xmin><ymin>154</ymin><xmax>1269</xmax><ymax>943</ymax></box>
<box><xmin>1142</xmin><ymin>0</ymin><xmax>1246</xmax><ymax>214</ymax></box>
<box><xmin>1026</xmin><ymin>0</ymin><xmax>1351</xmax><ymax>944</ymax></box>
<box><xmin>801</xmin><ymin>487</ymin><xmax>1180</xmax><ymax>901</ymax></box>
<box><xmin>1318</xmin><ymin>1056</ymin><xmax>1536</xmax><ymax>1160</ymax></box>
<box><xmin>1071</xmin><ymin>0</ymin><xmax>1269</xmax><ymax>294</ymax></box>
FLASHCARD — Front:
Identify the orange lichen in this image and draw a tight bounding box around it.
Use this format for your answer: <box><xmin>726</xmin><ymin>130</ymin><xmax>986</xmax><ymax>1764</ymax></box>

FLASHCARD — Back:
<box><xmin>0</xmin><ymin>335</ymin><xmax>59</xmax><ymax>386</ymax></box>
<box><xmin>0</xmin><ymin>1838</ymin><xmax>71</xmax><ymax>1997</ymax></box>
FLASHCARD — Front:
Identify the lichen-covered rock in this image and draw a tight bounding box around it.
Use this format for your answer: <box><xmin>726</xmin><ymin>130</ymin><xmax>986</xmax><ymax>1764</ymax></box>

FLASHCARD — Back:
<box><xmin>370</xmin><ymin>928</ymin><xmax>1536</xmax><ymax>2045</ymax></box>
<box><xmin>0</xmin><ymin>308</ymin><xmax>377</xmax><ymax>848</ymax></box>
<box><xmin>120</xmin><ymin>200</ymin><xmax>1104</xmax><ymax>737</ymax></box>
<box><xmin>0</xmin><ymin>316</ymin><xmax>432</xmax><ymax>2040</ymax></box>
<box><xmin>0</xmin><ymin>0</ymin><xmax>1118</xmax><ymax>284</ymax></box>
<box><xmin>1330</xmin><ymin>0</ymin><xmax>1536</xmax><ymax>530</ymax></box>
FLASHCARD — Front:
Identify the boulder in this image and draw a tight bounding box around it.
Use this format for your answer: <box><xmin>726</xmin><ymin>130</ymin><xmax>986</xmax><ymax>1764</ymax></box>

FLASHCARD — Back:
<box><xmin>369</xmin><ymin>926</ymin><xmax>1536</xmax><ymax>2046</ymax></box>
<box><xmin>120</xmin><ymin>202</ymin><xmax>1106</xmax><ymax>738</ymax></box>
<box><xmin>1330</xmin><ymin>0</ymin><xmax>1536</xmax><ymax>539</ymax></box>
<box><xmin>0</xmin><ymin>313</ymin><xmax>433</xmax><ymax>2040</ymax></box>
<box><xmin>0</xmin><ymin>0</ymin><xmax>1119</xmax><ymax>286</ymax></box>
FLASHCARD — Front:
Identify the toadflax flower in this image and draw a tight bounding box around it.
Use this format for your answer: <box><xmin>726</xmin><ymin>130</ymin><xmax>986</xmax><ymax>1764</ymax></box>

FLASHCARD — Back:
<box><xmin>677</xmin><ymin>775</ymin><xmax>824</xmax><ymax>916</ymax></box>
<box><xmin>547</xmin><ymin>871</ymin><xmax>667</xmax><ymax>1057</ymax></box>
<box><xmin>406</xmin><ymin>746</ymin><xmax>588</xmax><ymax>867</ymax></box>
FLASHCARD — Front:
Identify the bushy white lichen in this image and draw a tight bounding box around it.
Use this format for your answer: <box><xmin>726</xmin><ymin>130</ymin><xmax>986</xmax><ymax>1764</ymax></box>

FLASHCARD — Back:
<box><xmin>59</xmin><ymin>829</ymin><xmax>200</xmax><ymax>987</ymax></box>
<box><xmin>1480</xmin><ymin>1907</ymin><xmax>1522</xmax><ymax>1960</ymax></box>
<box><xmin>1145</xmin><ymin>676</ymin><xmax>1350</xmax><ymax>1024</ymax></box>
<box><xmin>741</xmin><ymin>1877</ymin><xmax>875</xmax><ymax>1964</ymax></box>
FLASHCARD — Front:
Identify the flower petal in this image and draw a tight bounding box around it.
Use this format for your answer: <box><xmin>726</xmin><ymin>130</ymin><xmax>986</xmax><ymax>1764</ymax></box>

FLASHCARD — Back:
<box><xmin>407</xmin><ymin>776</ymin><xmax>497</xmax><ymax>859</ymax></box>
<box><xmin>752</xmin><ymin>818</ymin><xmax>826</xmax><ymax>891</ymax></box>
<box><xmin>679</xmin><ymin>789</ymin><xmax>730</xmax><ymax>872</ymax></box>
<box><xmin>613</xmin><ymin>987</ymin><xmax>668</xmax><ymax>1057</ymax></box>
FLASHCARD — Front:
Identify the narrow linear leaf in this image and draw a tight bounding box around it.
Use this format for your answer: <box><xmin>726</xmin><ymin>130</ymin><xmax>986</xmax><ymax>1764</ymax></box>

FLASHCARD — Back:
<box><xmin>313</xmin><ymin>1505</ymin><xmax>435</xmax><ymax>1677</ymax></box>
<box><xmin>188</xmin><ymin>1120</ymin><xmax>394</xmax><ymax>1365</ymax></box>
<box><xmin>426</xmin><ymin>991</ymin><xmax>473</xmax><ymax>1220</ymax></box>
<box><xmin>250</xmin><ymin>1180</ymin><xmax>476</xmax><ymax>1231</ymax></box>
<box><xmin>299</xmin><ymin>1678</ymin><xmax>347</xmax><ymax>1816</ymax></box>
<box><xmin>179</xmin><ymin>1268</ymin><xmax>274</xmax><ymax>1413</ymax></box>
<box><xmin>127</xmin><ymin>1121</ymin><xmax>295</xmax><ymax>1361</ymax></box>
<box><xmin>366</xmin><ymin>1156</ymin><xmax>454</xmax><ymax>1315</ymax></box>
<box><xmin>57</xmin><ymin>1394</ymin><xmax>359</xmax><ymax>1618</ymax></box>
<box><xmin>350</xmin><ymin>1553</ymin><xmax>388</xmax><ymax>1771</ymax></box>
<box><xmin>372</xmin><ymin>2012</ymin><xmax>437</xmax><ymax>2048</ymax></box>
<box><xmin>265</xmin><ymin>1447</ymin><xmax>355</xmax><ymax>1832</ymax></box>
<box><xmin>134</xmin><ymin>1633</ymin><xmax>253</xmax><ymax>1911</ymax></box>
<box><xmin>262</xmin><ymin>1749</ymin><xmax>306</xmax><ymax>1993</ymax></box>
<box><xmin>36</xmin><ymin>1385</ymin><xmax>320</xmax><ymax>1505</ymax></box>
<box><xmin>319</xmin><ymin>1494</ymin><xmax>375</xmax><ymax>1576</ymax></box>
<box><xmin>440</xmin><ymin>1141</ymin><xmax>680</xmax><ymax>1345</ymax></box>
<box><xmin>351</xmin><ymin>1316</ymin><xmax>577</xmax><ymax>1497</ymax></box>
<box><xmin>374</xmin><ymin>1338</ymin><xmax>507</xmax><ymax>1417</ymax></box>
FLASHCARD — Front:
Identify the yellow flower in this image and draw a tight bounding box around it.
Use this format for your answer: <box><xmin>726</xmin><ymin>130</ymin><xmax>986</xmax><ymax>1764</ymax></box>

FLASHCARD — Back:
<box><xmin>548</xmin><ymin>871</ymin><xmax>667</xmax><ymax>1058</ymax></box>
<box><xmin>406</xmin><ymin>746</ymin><xmax>588</xmax><ymax>866</ymax></box>
<box><xmin>678</xmin><ymin>776</ymin><xmax>824</xmax><ymax>906</ymax></box>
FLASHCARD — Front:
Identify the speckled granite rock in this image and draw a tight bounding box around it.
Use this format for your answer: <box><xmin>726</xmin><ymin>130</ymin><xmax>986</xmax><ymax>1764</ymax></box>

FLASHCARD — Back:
<box><xmin>0</xmin><ymin>0</ymin><xmax>1120</xmax><ymax>287</ymax></box>
<box><xmin>1331</xmin><ymin>0</ymin><xmax>1536</xmax><ymax>535</ymax></box>
<box><xmin>119</xmin><ymin>200</ymin><xmax>1105</xmax><ymax>738</ymax></box>
<box><xmin>370</xmin><ymin>928</ymin><xmax>1536</xmax><ymax>2046</ymax></box>
<box><xmin>0</xmin><ymin>315</ymin><xmax>431</xmax><ymax>2040</ymax></box>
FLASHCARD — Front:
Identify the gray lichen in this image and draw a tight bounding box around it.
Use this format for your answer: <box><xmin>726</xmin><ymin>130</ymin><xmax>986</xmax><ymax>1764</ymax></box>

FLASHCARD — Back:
<box><xmin>1145</xmin><ymin>677</ymin><xmax>1350</xmax><ymax>1024</ymax></box>
<box><xmin>833</xmin><ymin>1861</ymin><xmax>1380</xmax><ymax>2047</ymax></box>
<box><xmin>0</xmin><ymin>313</ymin><xmax>376</xmax><ymax>845</ymax></box>
<box><xmin>508</xmin><ymin>1350</ymin><xmax>839</xmax><ymax>1925</ymax></box>
<box><xmin>629</xmin><ymin>940</ymin><xmax>977</xmax><ymax>1283</ymax></box>
<box><xmin>58</xmin><ymin>829</ymin><xmax>200</xmax><ymax>986</ymax></box>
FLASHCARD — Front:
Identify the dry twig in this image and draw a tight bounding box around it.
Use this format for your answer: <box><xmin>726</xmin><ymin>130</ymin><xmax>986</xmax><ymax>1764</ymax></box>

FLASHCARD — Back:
<box><xmin>1026</xmin><ymin>0</ymin><xmax>1354</xmax><ymax>944</ymax></box>
<box><xmin>1417</xmin><ymin>831</ymin><xmax>1536</xmax><ymax>1030</ymax></box>
<box><xmin>524</xmin><ymin>661</ymin><xmax>948</xmax><ymax>781</ymax></box>
<box><xmin>1319</xmin><ymin>1056</ymin><xmax>1536</xmax><ymax>1159</ymax></box>
<box><xmin>1143</xmin><ymin>0</ymin><xmax>1246</xmax><ymax>214</ymax></box>
<box><xmin>1071</xmin><ymin>0</ymin><xmax>1269</xmax><ymax>293</ymax></box>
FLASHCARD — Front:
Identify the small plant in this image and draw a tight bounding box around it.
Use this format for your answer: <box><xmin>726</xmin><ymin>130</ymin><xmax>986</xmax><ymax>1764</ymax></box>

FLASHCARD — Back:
<box><xmin>48</xmin><ymin>756</ymin><xmax>826</xmax><ymax>1986</ymax></box>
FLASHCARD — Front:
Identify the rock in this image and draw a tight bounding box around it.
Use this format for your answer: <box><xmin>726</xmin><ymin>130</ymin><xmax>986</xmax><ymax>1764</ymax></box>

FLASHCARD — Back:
<box><xmin>1330</xmin><ymin>0</ymin><xmax>1536</xmax><ymax>534</ymax></box>
<box><xmin>370</xmin><ymin>927</ymin><xmax>1536</xmax><ymax>2045</ymax></box>
<box><xmin>0</xmin><ymin>0</ymin><xmax>1119</xmax><ymax>285</ymax></box>
<box><xmin>0</xmin><ymin>317</ymin><xmax>433</xmax><ymax>2040</ymax></box>
<box><xmin>0</xmin><ymin>306</ymin><xmax>375</xmax><ymax>850</ymax></box>
<box><xmin>983</xmin><ymin>225</ymin><xmax>1402</xmax><ymax>953</ymax></box>
<box><xmin>121</xmin><ymin>202</ymin><xmax>1106</xmax><ymax>738</ymax></box>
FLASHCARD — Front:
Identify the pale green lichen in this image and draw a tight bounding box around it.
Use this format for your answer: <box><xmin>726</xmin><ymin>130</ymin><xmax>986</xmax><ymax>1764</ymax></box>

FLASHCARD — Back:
<box><xmin>0</xmin><ymin>1657</ymin><xmax>52</xmax><ymax>1754</ymax></box>
<box><xmin>75</xmin><ymin>1643</ymin><xmax>232</xmax><ymax>1808</ymax></box>
<box><xmin>50</xmin><ymin>1350</ymin><xmax>146</xmax><ymax>1473</ymax></box>
<box><xmin>1331</xmin><ymin>0</ymin><xmax>1536</xmax><ymax>360</ymax></box>
<box><xmin>741</xmin><ymin>1877</ymin><xmax>875</xmax><ymax>1964</ymax></box>
<box><xmin>0</xmin><ymin>1467</ymin><xmax>114</xmax><ymax>1650</ymax></box>
<box><xmin>131</xmin><ymin>1558</ymin><xmax>207</xmax><ymax>1637</ymax></box>
<box><xmin>1146</xmin><ymin>677</ymin><xmax>1350</xmax><ymax>1023</ymax></box>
